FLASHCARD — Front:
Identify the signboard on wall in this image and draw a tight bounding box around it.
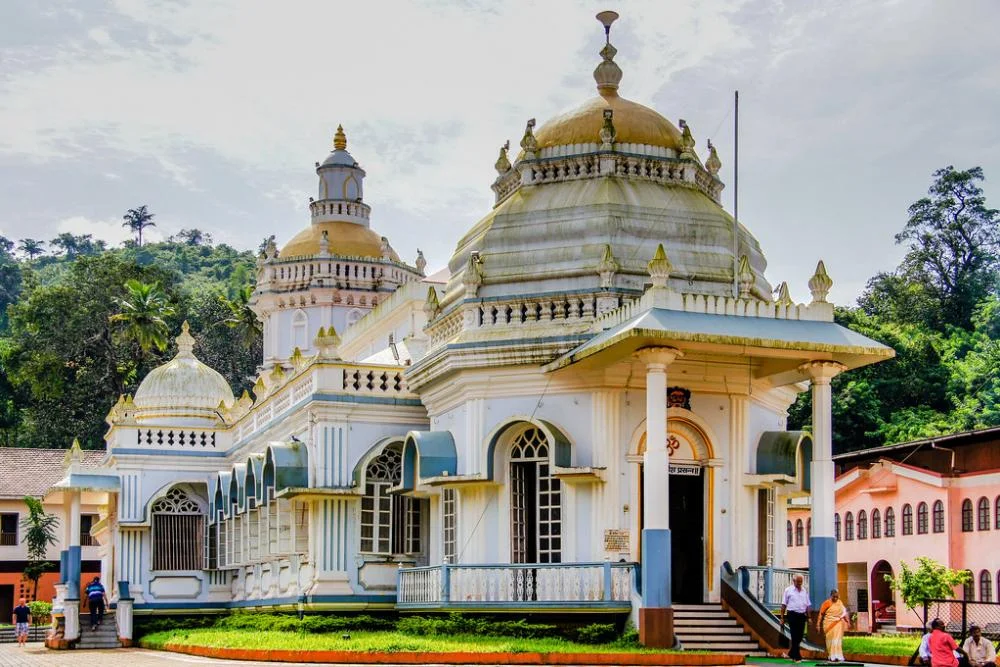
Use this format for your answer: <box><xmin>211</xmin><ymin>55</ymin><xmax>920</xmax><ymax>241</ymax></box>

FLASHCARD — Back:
<box><xmin>604</xmin><ymin>529</ymin><xmax>630</xmax><ymax>552</ymax></box>
<box><xmin>669</xmin><ymin>464</ymin><xmax>701</xmax><ymax>476</ymax></box>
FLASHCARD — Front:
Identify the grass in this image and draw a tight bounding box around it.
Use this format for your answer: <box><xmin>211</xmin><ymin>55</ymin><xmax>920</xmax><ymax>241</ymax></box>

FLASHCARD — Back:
<box><xmin>139</xmin><ymin>628</ymin><xmax>679</xmax><ymax>654</ymax></box>
<box><xmin>842</xmin><ymin>634</ymin><xmax>922</xmax><ymax>657</ymax></box>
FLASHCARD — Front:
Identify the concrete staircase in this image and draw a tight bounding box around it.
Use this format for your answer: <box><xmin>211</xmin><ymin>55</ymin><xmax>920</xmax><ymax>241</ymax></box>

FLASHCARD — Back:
<box><xmin>75</xmin><ymin>614</ymin><xmax>120</xmax><ymax>649</ymax></box>
<box><xmin>673</xmin><ymin>603</ymin><xmax>767</xmax><ymax>655</ymax></box>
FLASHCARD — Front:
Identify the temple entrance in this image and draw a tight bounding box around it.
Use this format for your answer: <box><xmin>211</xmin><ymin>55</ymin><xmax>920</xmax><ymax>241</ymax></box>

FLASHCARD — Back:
<box><xmin>670</xmin><ymin>469</ymin><xmax>704</xmax><ymax>603</ymax></box>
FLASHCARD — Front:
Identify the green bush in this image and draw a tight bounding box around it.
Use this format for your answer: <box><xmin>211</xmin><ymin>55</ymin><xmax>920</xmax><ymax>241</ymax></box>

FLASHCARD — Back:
<box><xmin>27</xmin><ymin>600</ymin><xmax>52</xmax><ymax>618</ymax></box>
<box><xmin>397</xmin><ymin>613</ymin><xmax>557</xmax><ymax>639</ymax></box>
<box><xmin>574</xmin><ymin>623</ymin><xmax>618</xmax><ymax>644</ymax></box>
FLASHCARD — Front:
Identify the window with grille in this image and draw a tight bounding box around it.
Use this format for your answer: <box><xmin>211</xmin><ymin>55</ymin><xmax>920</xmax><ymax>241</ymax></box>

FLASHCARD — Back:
<box><xmin>152</xmin><ymin>488</ymin><xmax>204</xmax><ymax>571</ymax></box>
<box><xmin>963</xmin><ymin>571</ymin><xmax>974</xmax><ymax>600</ymax></box>
<box><xmin>917</xmin><ymin>502</ymin><xmax>928</xmax><ymax>534</ymax></box>
<box><xmin>786</xmin><ymin>520</ymin><xmax>794</xmax><ymax>547</ymax></box>
<box><xmin>961</xmin><ymin>499</ymin><xmax>973</xmax><ymax>532</ymax></box>
<box><xmin>903</xmin><ymin>504</ymin><xmax>913</xmax><ymax>535</ymax></box>
<box><xmin>845</xmin><ymin>512</ymin><xmax>854</xmax><ymax>540</ymax></box>
<box><xmin>858</xmin><ymin>510</ymin><xmax>868</xmax><ymax>540</ymax></box>
<box><xmin>871</xmin><ymin>509</ymin><xmax>881</xmax><ymax>539</ymax></box>
<box><xmin>933</xmin><ymin>500</ymin><xmax>945</xmax><ymax>533</ymax></box>
<box><xmin>442</xmin><ymin>488</ymin><xmax>457</xmax><ymax>563</ymax></box>
<box><xmin>80</xmin><ymin>514</ymin><xmax>97</xmax><ymax>546</ymax></box>
<box><xmin>360</xmin><ymin>445</ymin><xmax>423</xmax><ymax>556</ymax></box>
<box><xmin>980</xmin><ymin>571</ymin><xmax>992</xmax><ymax>603</ymax></box>
<box><xmin>0</xmin><ymin>513</ymin><xmax>17</xmax><ymax>546</ymax></box>
<box><xmin>510</xmin><ymin>427</ymin><xmax>561</xmax><ymax>564</ymax></box>
<box><xmin>794</xmin><ymin>519</ymin><xmax>803</xmax><ymax>546</ymax></box>
<box><xmin>977</xmin><ymin>497</ymin><xmax>990</xmax><ymax>531</ymax></box>
<box><xmin>885</xmin><ymin>507</ymin><xmax>895</xmax><ymax>537</ymax></box>
<box><xmin>204</xmin><ymin>517</ymin><xmax>217</xmax><ymax>570</ymax></box>
<box><xmin>834</xmin><ymin>513</ymin><xmax>841</xmax><ymax>541</ymax></box>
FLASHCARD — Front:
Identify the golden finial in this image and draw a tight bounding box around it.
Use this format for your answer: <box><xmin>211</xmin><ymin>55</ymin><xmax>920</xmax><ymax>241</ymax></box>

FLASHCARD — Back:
<box><xmin>176</xmin><ymin>320</ymin><xmax>196</xmax><ymax>358</ymax></box>
<box><xmin>333</xmin><ymin>125</ymin><xmax>347</xmax><ymax>151</ymax></box>
<box><xmin>594</xmin><ymin>11</ymin><xmax>622</xmax><ymax>96</ymax></box>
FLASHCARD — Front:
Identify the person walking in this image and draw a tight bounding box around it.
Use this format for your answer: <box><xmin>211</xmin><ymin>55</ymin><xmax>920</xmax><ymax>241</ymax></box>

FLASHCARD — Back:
<box><xmin>85</xmin><ymin>576</ymin><xmax>108</xmax><ymax>631</ymax></box>
<box><xmin>780</xmin><ymin>573</ymin><xmax>811</xmax><ymax>663</ymax></box>
<box><xmin>11</xmin><ymin>598</ymin><xmax>31</xmax><ymax>646</ymax></box>
<box><xmin>961</xmin><ymin>625</ymin><xmax>995</xmax><ymax>667</ymax></box>
<box><xmin>816</xmin><ymin>588</ymin><xmax>849</xmax><ymax>661</ymax></box>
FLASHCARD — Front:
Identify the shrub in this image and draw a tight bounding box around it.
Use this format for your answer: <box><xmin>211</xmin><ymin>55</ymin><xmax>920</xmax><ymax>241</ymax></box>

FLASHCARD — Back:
<box><xmin>397</xmin><ymin>613</ymin><xmax>557</xmax><ymax>639</ymax></box>
<box><xmin>574</xmin><ymin>623</ymin><xmax>618</xmax><ymax>644</ymax></box>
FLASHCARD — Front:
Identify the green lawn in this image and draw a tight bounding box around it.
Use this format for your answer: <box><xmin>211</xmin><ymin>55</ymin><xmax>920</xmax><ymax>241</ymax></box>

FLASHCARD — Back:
<box><xmin>843</xmin><ymin>634</ymin><xmax>922</xmax><ymax>657</ymax></box>
<box><xmin>140</xmin><ymin>629</ymin><xmax>678</xmax><ymax>654</ymax></box>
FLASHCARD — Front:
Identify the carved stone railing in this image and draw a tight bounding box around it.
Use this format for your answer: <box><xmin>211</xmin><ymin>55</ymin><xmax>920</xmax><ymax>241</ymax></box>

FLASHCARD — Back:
<box><xmin>740</xmin><ymin>565</ymin><xmax>808</xmax><ymax>609</ymax></box>
<box><xmin>397</xmin><ymin>561</ymin><xmax>635</xmax><ymax>608</ymax></box>
<box><xmin>135</xmin><ymin>428</ymin><xmax>218</xmax><ymax>448</ymax></box>
<box><xmin>309</xmin><ymin>199</ymin><xmax>371</xmax><ymax>220</ymax></box>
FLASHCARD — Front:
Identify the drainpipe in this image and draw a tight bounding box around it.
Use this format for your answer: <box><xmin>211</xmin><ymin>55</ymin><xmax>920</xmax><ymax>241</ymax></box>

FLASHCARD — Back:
<box><xmin>930</xmin><ymin>441</ymin><xmax>956</xmax><ymax>474</ymax></box>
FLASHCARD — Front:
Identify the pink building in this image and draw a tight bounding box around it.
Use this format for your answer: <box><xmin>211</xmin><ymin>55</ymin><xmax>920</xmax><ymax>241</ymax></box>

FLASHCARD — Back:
<box><xmin>787</xmin><ymin>427</ymin><xmax>1000</xmax><ymax>630</ymax></box>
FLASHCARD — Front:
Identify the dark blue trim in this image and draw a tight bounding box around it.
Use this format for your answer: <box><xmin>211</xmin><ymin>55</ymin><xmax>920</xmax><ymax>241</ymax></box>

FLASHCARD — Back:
<box><xmin>313</xmin><ymin>394</ymin><xmax>423</xmax><ymax>407</ymax></box>
<box><xmin>641</xmin><ymin>528</ymin><xmax>671</xmax><ymax>607</ymax></box>
<box><xmin>808</xmin><ymin>535</ymin><xmax>837</xmax><ymax>608</ymax></box>
<box><xmin>111</xmin><ymin>447</ymin><xmax>228</xmax><ymax>457</ymax></box>
<box><xmin>59</xmin><ymin>550</ymin><xmax>68</xmax><ymax>585</ymax></box>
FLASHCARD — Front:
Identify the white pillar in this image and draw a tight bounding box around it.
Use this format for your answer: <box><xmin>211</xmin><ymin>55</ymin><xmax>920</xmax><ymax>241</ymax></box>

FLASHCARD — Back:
<box><xmin>800</xmin><ymin>360</ymin><xmax>845</xmax><ymax>608</ymax></box>
<box><xmin>69</xmin><ymin>491</ymin><xmax>81</xmax><ymax>548</ymax></box>
<box><xmin>637</xmin><ymin>348</ymin><xmax>680</xmax><ymax>531</ymax></box>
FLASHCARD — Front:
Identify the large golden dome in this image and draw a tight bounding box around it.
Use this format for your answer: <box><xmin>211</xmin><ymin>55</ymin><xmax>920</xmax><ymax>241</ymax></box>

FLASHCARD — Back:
<box><xmin>534</xmin><ymin>91</ymin><xmax>683</xmax><ymax>152</ymax></box>
<box><xmin>280</xmin><ymin>221</ymin><xmax>399</xmax><ymax>261</ymax></box>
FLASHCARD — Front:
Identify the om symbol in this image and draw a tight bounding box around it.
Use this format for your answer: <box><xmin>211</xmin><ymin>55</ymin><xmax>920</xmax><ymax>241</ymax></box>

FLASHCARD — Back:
<box><xmin>666</xmin><ymin>435</ymin><xmax>681</xmax><ymax>457</ymax></box>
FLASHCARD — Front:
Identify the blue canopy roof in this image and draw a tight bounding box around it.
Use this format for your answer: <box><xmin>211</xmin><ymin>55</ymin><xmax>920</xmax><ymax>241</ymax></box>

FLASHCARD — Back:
<box><xmin>400</xmin><ymin>431</ymin><xmax>458</xmax><ymax>491</ymax></box>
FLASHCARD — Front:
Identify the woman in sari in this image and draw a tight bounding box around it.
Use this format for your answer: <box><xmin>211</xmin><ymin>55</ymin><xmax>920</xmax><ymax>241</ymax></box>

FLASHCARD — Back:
<box><xmin>816</xmin><ymin>588</ymin><xmax>849</xmax><ymax>661</ymax></box>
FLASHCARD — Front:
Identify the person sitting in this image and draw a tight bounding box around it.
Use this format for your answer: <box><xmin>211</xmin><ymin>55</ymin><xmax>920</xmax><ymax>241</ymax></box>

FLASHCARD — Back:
<box><xmin>929</xmin><ymin>618</ymin><xmax>967</xmax><ymax>667</ymax></box>
<box><xmin>961</xmin><ymin>625</ymin><xmax>996</xmax><ymax>667</ymax></box>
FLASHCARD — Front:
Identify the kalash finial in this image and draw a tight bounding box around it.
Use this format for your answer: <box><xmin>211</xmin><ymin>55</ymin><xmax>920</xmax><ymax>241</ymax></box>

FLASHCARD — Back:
<box><xmin>333</xmin><ymin>124</ymin><xmax>347</xmax><ymax>151</ymax></box>
<box><xmin>176</xmin><ymin>320</ymin><xmax>196</xmax><ymax>358</ymax></box>
<box><xmin>594</xmin><ymin>11</ymin><xmax>622</xmax><ymax>96</ymax></box>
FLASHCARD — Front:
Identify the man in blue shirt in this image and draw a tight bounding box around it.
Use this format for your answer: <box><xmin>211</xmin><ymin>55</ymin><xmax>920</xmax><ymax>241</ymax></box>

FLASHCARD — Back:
<box><xmin>85</xmin><ymin>576</ymin><xmax>107</xmax><ymax>631</ymax></box>
<box><xmin>11</xmin><ymin>598</ymin><xmax>31</xmax><ymax>646</ymax></box>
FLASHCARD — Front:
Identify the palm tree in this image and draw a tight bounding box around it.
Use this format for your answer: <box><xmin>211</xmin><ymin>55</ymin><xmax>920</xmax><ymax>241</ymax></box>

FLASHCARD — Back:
<box><xmin>219</xmin><ymin>284</ymin><xmax>262</xmax><ymax>348</ymax></box>
<box><xmin>18</xmin><ymin>238</ymin><xmax>45</xmax><ymax>259</ymax></box>
<box><xmin>122</xmin><ymin>205</ymin><xmax>156</xmax><ymax>247</ymax></box>
<box><xmin>109</xmin><ymin>279</ymin><xmax>175</xmax><ymax>353</ymax></box>
<box><xmin>20</xmin><ymin>496</ymin><xmax>58</xmax><ymax>599</ymax></box>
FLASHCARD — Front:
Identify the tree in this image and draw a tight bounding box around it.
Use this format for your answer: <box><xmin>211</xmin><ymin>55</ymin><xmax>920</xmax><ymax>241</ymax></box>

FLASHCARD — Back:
<box><xmin>219</xmin><ymin>284</ymin><xmax>262</xmax><ymax>348</ymax></box>
<box><xmin>19</xmin><ymin>496</ymin><xmax>58</xmax><ymax>599</ymax></box>
<box><xmin>895</xmin><ymin>166</ymin><xmax>1000</xmax><ymax>329</ymax></box>
<box><xmin>175</xmin><ymin>228</ymin><xmax>212</xmax><ymax>246</ymax></box>
<box><xmin>121</xmin><ymin>205</ymin><xmax>156</xmax><ymax>247</ymax></box>
<box><xmin>885</xmin><ymin>556</ymin><xmax>972</xmax><ymax>626</ymax></box>
<box><xmin>109</xmin><ymin>279</ymin><xmax>175</xmax><ymax>354</ymax></box>
<box><xmin>17</xmin><ymin>239</ymin><xmax>45</xmax><ymax>260</ymax></box>
<box><xmin>49</xmin><ymin>233</ymin><xmax>105</xmax><ymax>258</ymax></box>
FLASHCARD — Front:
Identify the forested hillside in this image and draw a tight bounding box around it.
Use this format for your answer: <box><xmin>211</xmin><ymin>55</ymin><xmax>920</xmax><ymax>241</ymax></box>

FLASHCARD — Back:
<box><xmin>0</xmin><ymin>166</ymin><xmax>996</xmax><ymax>453</ymax></box>
<box><xmin>788</xmin><ymin>166</ymin><xmax>1000</xmax><ymax>452</ymax></box>
<box><xmin>0</xmin><ymin>221</ymin><xmax>262</xmax><ymax>449</ymax></box>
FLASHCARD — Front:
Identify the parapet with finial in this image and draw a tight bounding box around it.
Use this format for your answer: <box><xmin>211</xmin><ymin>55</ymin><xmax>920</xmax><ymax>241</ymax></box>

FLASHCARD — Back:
<box><xmin>495</xmin><ymin>141</ymin><xmax>511</xmax><ymax>175</ymax></box>
<box><xmin>808</xmin><ymin>260</ymin><xmax>833</xmax><ymax>304</ymax></box>
<box><xmin>597</xmin><ymin>244</ymin><xmax>621</xmax><ymax>288</ymax></box>
<box><xmin>706</xmin><ymin>139</ymin><xmax>721</xmax><ymax>176</ymax></box>
<box><xmin>737</xmin><ymin>255</ymin><xmax>755</xmax><ymax>299</ymax></box>
<box><xmin>647</xmin><ymin>243</ymin><xmax>673</xmax><ymax>288</ymax></box>
<box><xmin>314</xmin><ymin>326</ymin><xmax>342</xmax><ymax>359</ymax></box>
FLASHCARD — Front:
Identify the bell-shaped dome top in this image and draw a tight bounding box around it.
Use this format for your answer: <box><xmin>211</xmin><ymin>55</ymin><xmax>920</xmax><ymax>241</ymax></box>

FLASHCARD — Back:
<box><xmin>533</xmin><ymin>94</ymin><xmax>683</xmax><ymax>153</ymax></box>
<box><xmin>133</xmin><ymin>322</ymin><xmax>234</xmax><ymax>427</ymax></box>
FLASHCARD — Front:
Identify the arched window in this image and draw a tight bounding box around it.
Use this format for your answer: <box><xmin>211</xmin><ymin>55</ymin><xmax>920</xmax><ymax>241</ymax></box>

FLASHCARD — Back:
<box><xmin>858</xmin><ymin>510</ymin><xmax>868</xmax><ymax>540</ymax></box>
<box><xmin>885</xmin><ymin>507</ymin><xmax>896</xmax><ymax>537</ymax></box>
<box><xmin>980</xmin><ymin>570</ymin><xmax>993</xmax><ymax>603</ymax></box>
<box><xmin>360</xmin><ymin>444</ymin><xmax>424</xmax><ymax>556</ymax></box>
<box><xmin>510</xmin><ymin>427</ymin><xmax>562</xmax><ymax>563</ymax></box>
<box><xmin>795</xmin><ymin>519</ymin><xmax>804</xmax><ymax>546</ymax></box>
<box><xmin>806</xmin><ymin>518</ymin><xmax>811</xmax><ymax>541</ymax></box>
<box><xmin>963</xmin><ymin>571</ymin><xmax>975</xmax><ymax>600</ymax></box>
<box><xmin>917</xmin><ymin>502</ymin><xmax>929</xmax><ymax>534</ymax></box>
<box><xmin>834</xmin><ymin>513</ymin><xmax>841</xmax><ymax>541</ymax></box>
<box><xmin>961</xmin><ymin>499</ymin><xmax>973</xmax><ymax>532</ymax></box>
<box><xmin>845</xmin><ymin>512</ymin><xmax>854</xmax><ymax>540</ymax></box>
<box><xmin>996</xmin><ymin>496</ymin><xmax>1000</xmax><ymax>529</ymax></box>
<box><xmin>977</xmin><ymin>497</ymin><xmax>990</xmax><ymax>531</ymax></box>
<box><xmin>787</xmin><ymin>520</ymin><xmax>794</xmax><ymax>547</ymax></box>
<box><xmin>872</xmin><ymin>509</ymin><xmax>881</xmax><ymax>539</ymax></box>
<box><xmin>291</xmin><ymin>310</ymin><xmax>308</xmax><ymax>351</ymax></box>
<box><xmin>933</xmin><ymin>500</ymin><xmax>946</xmax><ymax>533</ymax></box>
<box><xmin>152</xmin><ymin>487</ymin><xmax>204</xmax><ymax>571</ymax></box>
<box><xmin>902</xmin><ymin>504</ymin><xmax>913</xmax><ymax>535</ymax></box>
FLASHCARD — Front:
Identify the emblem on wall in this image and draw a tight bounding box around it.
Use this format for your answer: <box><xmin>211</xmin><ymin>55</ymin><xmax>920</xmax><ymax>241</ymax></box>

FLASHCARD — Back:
<box><xmin>667</xmin><ymin>386</ymin><xmax>691</xmax><ymax>410</ymax></box>
<box><xmin>666</xmin><ymin>435</ymin><xmax>681</xmax><ymax>456</ymax></box>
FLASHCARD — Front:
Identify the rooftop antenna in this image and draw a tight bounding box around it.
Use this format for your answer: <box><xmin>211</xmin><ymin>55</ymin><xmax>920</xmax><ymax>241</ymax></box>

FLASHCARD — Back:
<box><xmin>596</xmin><ymin>10</ymin><xmax>619</xmax><ymax>41</ymax></box>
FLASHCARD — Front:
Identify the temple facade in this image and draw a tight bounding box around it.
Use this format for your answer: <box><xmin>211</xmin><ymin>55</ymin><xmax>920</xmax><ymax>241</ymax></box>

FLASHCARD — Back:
<box><xmin>47</xmin><ymin>12</ymin><xmax>893</xmax><ymax>648</ymax></box>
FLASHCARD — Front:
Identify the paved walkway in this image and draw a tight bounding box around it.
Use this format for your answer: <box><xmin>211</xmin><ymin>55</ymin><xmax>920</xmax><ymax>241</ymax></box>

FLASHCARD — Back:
<box><xmin>0</xmin><ymin>642</ymin><xmax>311</xmax><ymax>667</ymax></box>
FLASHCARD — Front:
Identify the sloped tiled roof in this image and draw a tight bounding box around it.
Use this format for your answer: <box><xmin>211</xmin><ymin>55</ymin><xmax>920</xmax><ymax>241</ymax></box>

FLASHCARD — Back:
<box><xmin>0</xmin><ymin>448</ymin><xmax>106</xmax><ymax>499</ymax></box>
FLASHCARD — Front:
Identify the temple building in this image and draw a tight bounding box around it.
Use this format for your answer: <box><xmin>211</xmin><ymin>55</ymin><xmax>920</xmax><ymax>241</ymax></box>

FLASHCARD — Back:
<box><xmin>43</xmin><ymin>12</ymin><xmax>894</xmax><ymax>650</ymax></box>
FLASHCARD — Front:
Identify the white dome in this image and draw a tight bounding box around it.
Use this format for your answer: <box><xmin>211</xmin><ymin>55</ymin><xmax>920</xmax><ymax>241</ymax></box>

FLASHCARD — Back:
<box><xmin>133</xmin><ymin>322</ymin><xmax>235</xmax><ymax>426</ymax></box>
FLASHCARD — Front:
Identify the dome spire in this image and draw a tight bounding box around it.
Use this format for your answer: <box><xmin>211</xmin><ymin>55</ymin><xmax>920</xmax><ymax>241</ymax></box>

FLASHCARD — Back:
<box><xmin>594</xmin><ymin>11</ymin><xmax>622</xmax><ymax>97</ymax></box>
<box><xmin>176</xmin><ymin>320</ymin><xmax>196</xmax><ymax>358</ymax></box>
<box><xmin>333</xmin><ymin>124</ymin><xmax>347</xmax><ymax>151</ymax></box>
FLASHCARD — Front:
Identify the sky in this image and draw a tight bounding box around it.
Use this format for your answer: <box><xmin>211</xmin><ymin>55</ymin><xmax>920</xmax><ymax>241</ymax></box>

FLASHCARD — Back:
<box><xmin>1</xmin><ymin>0</ymin><xmax>998</xmax><ymax>305</ymax></box>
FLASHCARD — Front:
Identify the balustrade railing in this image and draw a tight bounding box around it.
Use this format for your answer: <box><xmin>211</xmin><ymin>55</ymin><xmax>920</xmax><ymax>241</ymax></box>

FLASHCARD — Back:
<box><xmin>739</xmin><ymin>565</ymin><xmax>808</xmax><ymax>609</ymax></box>
<box><xmin>397</xmin><ymin>562</ymin><xmax>635</xmax><ymax>608</ymax></box>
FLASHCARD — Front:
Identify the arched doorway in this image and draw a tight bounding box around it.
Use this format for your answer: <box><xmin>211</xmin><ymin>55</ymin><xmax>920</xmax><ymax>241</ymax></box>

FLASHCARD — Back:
<box><xmin>871</xmin><ymin>560</ymin><xmax>894</xmax><ymax>630</ymax></box>
<box><xmin>633</xmin><ymin>416</ymin><xmax>713</xmax><ymax>603</ymax></box>
<box><xmin>509</xmin><ymin>427</ymin><xmax>562</xmax><ymax>564</ymax></box>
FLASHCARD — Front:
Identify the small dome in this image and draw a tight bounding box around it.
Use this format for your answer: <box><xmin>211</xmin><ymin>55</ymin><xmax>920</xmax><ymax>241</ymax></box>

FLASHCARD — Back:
<box><xmin>280</xmin><ymin>220</ymin><xmax>399</xmax><ymax>260</ymax></box>
<box><xmin>533</xmin><ymin>92</ymin><xmax>683</xmax><ymax>152</ymax></box>
<box><xmin>134</xmin><ymin>322</ymin><xmax>234</xmax><ymax>426</ymax></box>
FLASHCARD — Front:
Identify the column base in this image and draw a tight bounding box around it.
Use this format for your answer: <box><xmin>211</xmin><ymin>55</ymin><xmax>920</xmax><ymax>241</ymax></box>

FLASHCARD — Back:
<box><xmin>808</xmin><ymin>536</ymin><xmax>837</xmax><ymax>608</ymax></box>
<box><xmin>639</xmin><ymin>607</ymin><xmax>675</xmax><ymax>648</ymax></box>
